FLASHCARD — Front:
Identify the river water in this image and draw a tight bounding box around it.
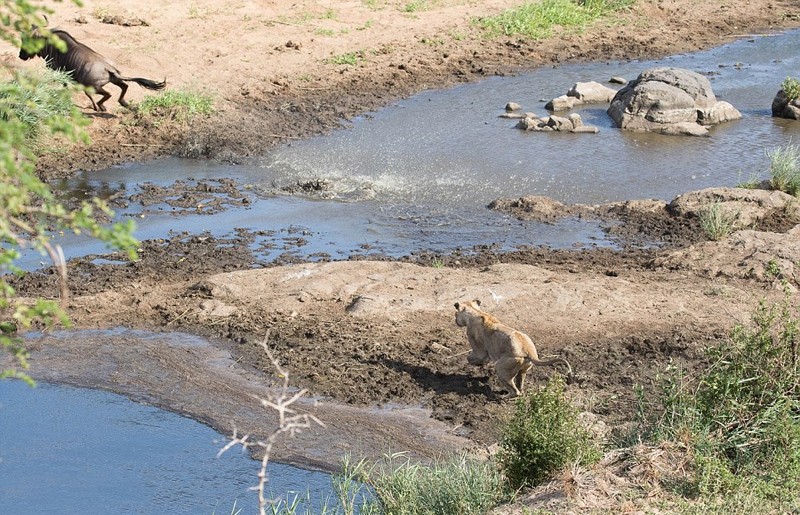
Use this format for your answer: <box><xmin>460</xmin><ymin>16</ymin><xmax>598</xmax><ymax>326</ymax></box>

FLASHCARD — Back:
<box><xmin>0</xmin><ymin>380</ymin><xmax>335</xmax><ymax>514</ymax></box>
<box><xmin>5</xmin><ymin>28</ymin><xmax>800</xmax><ymax>512</ymax></box>
<box><xmin>39</xmin><ymin>28</ymin><xmax>800</xmax><ymax>267</ymax></box>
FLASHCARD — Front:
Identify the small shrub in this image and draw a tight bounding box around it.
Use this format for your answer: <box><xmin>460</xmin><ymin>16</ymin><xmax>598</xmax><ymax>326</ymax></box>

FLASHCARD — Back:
<box><xmin>498</xmin><ymin>375</ymin><xmax>601</xmax><ymax>490</ymax></box>
<box><xmin>367</xmin><ymin>452</ymin><xmax>509</xmax><ymax>515</ymax></box>
<box><xmin>698</xmin><ymin>201</ymin><xmax>738</xmax><ymax>241</ymax></box>
<box><xmin>766</xmin><ymin>143</ymin><xmax>800</xmax><ymax>196</ymax></box>
<box><xmin>782</xmin><ymin>76</ymin><xmax>800</xmax><ymax>102</ymax></box>
<box><xmin>656</xmin><ymin>294</ymin><xmax>800</xmax><ymax>498</ymax></box>
<box><xmin>136</xmin><ymin>89</ymin><xmax>214</xmax><ymax>122</ymax></box>
<box><xmin>0</xmin><ymin>67</ymin><xmax>87</xmax><ymax>152</ymax></box>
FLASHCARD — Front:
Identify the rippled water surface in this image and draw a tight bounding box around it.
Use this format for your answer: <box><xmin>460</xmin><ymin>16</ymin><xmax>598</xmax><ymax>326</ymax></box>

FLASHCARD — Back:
<box><xmin>0</xmin><ymin>380</ymin><xmax>333</xmax><ymax>514</ymax></box>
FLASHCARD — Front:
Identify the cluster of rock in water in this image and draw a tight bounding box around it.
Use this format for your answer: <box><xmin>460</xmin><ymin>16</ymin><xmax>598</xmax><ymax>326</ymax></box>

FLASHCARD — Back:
<box><xmin>505</xmin><ymin>66</ymin><xmax>799</xmax><ymax>136</ymax></box>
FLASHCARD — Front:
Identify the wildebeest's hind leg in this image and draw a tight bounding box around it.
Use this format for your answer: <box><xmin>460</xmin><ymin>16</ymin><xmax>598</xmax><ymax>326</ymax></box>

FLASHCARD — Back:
<box><xmin>83</xmin><ymin>90</ymin><xmax>99</xmax><ymax>111</ymax></box>
<box><xmin>109</xmin><ymin>76</ymin><xmax>130</xmax><ymax>108</ymax></box>
<box><xmin>93</xmin><ymin>86</ymin><xmax>113</xmax><ymax>112</ymax></box>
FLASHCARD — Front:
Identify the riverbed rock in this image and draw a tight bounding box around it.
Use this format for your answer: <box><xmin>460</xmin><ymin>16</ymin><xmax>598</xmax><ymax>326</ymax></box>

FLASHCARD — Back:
<box><xmin>568</xmin><ymin>81</ymin><xmax>618</xmax><ymax>103</ymax></box>
<box><xmin>607</xmin><ymin>67</ymin><xmax>742</xmax><ymax>136</ymax></box>
<box><xmin>669</xmin><ymin>187</ymin><xmax>799</xmax><ymax>227</ymax></box>
<box><xmin>545</xmin><ymin>94</ymin><xmax>579</xmax><ymax>111</ymax></box>
<box><xmin>515</xmin><ymin>113</ymin><xmax>599</xmax><ymax>134</ymax></box>
<box><xmin>655</xmin><ymin>225</ymin><xmax>800</xmax><ymax>286</ymax></box>
<box><xmin>546</xmin><ymin>81</ymin><xmax>618</xmax><ymax>111</ymax></box>
<box><xmin>488</xmin><ymin>196</ymin><xmax>591</xmax><ymax>222</ymax></box>
<box><xmin>771</xmin><ymin>89</ymin><xmax>800</xmax><ymax>119</ymax></box>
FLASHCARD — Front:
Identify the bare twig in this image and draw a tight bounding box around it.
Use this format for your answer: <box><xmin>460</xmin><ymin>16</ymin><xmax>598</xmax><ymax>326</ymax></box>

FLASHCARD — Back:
<box><xmin>218</xmin><ymin>330</ymin><xmax>324</xmax><ymax>515</ymax></box>
<box><xmin>8</xmin><ymin>216</ymin><xmax>69</xmax><ymax>306</ymax></box>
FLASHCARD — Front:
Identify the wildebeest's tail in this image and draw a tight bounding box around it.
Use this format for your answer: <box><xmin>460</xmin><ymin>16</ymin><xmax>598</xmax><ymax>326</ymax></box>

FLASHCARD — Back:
<box><xmin>525</xmin><ymin>356</ymin><xmax>573</xmax><ymax>378</ymax></box>
<box><xmin>120</xmin><ymin>76</ymin><xmax>167</xmax><ymax>91</ymax></box>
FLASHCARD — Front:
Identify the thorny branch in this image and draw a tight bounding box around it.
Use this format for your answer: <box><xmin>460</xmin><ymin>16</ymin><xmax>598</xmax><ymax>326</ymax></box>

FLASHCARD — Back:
<box><xmin>218</xmin><ymin>331</ymin><xmax>325</xmax><ymax>515</ymax></box>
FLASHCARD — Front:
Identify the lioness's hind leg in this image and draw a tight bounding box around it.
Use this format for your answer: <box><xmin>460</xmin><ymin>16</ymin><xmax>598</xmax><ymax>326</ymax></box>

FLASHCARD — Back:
<box><xmin>496</xmin><ymin>358</ymin><xmax>525</xmax><ymax>398</ymax></box>
<box><xmin>515</xmin><ymin>361</ymin><xmax>533</xmax><ymax>395</ymax></box>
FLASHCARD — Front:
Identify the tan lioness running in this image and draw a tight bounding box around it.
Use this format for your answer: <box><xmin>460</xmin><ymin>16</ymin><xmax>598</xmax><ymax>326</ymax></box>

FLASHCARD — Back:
<box><xmin>454</xmin><ymin>299</ymin><xmax>573</xmax><ymax>398</ymax></box>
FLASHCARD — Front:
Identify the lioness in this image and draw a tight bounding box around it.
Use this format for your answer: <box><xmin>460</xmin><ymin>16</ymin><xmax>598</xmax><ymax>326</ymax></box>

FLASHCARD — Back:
<box><xmin>454</xmin><ymin>299</ymin><xmax>573</xmax><ymax>398</ymax></box>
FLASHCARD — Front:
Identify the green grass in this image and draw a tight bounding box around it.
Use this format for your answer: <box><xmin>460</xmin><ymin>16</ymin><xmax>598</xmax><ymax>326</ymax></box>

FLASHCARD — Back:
<box><xmin>0</xmin><ymin>67</ymin><xmax>87</xmax><ymax>153</ymax></box>
<box><xmin>366</xmin><ymin>452</ymin><xmax>510</xmax><ymax>514</ymax></box>
<box><xmin>402</xmin><ymin>0</ymin><xmax>430</xmax><ymax>13</ymax></box>
<box><xmin>649</xmin><ymin>294</ymin><xmax>800</xmax><ymax>510</ymax></box>
<box><xmin>698</xmin><ymin>201</ymin><xmax>738</xmax><ymax>241</ymax></box>
<box><xmin>766</xmin><ymin>143</ymin><xmax>800</xmax><ymax>196</ymax></box>
<box><xmin>325</xmin><ymin>51</ymin><xmax>363</xmax><ymax>66</ymax></box>
<box><xmin>781</xmin><ymin>76</ymin><xmax>800</xmax><ymax>102</ymax></box>
<box><xmin>476</xmin><ymin>0</ymin><xmax>635</xmax><ymax>39</ymax></box>
<box><xmin>136</xmin><ymin>89</ymin><xmax>214</xmax><ymax>122</ymax></box>
<box><xmin>362</xmin><ymin>0</ymin><xmax>386</xmax><ymax>11</ymax></box>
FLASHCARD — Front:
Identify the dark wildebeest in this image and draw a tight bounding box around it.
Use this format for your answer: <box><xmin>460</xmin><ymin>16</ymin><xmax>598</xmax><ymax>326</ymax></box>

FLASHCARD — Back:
<box><xmin>19</xmin><ymin>28</ymin><xmax>166</xmax><ymax>112</ymax></box>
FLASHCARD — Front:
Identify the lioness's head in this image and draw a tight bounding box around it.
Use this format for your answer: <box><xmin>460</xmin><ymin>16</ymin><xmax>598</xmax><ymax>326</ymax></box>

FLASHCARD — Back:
<box><xmin>454</xmin><ymin>299</ymin><xmax>482</xmax><ymax>327</ymax></box>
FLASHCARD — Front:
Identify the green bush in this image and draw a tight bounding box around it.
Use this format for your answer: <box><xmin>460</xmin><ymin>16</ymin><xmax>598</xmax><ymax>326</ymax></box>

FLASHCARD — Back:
<box><xmin>657</xmin><ymin>294</ymin><xmax>800</xmax><ymax>497</ymax></box>
<box><xmin>0</xmin><ymin>67</ymin><xmax>86</xmax><ymax>152</ymax></box>
<box><xmin>498</xmin><ymin>375</ymin><xmax>600</xmax><ymax>490</ymax></box>
<box><xmin>766</xmin><ymin>143</ymin><xmax>800</xmax><ymax>196</ymax></box>
<box><xmin>782</xmin><ymin>76</ymin><xmax>800</xmax><ymax>102</ymax></box>
<box><xmin>366</xmin><ymin>452</ymin><xmax>509</xmax><ymax>515</ymax></box>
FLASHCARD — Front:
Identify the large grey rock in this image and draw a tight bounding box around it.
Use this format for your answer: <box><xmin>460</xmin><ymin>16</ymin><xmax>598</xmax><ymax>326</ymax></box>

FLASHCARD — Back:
<box><xmin>607</xmin><ymin>67</ymin><xmax>741</xmax><ymax>136</ymax></box>
<box><xmin>772</xmin><ymin>89</ymin><xmax>800</xmax><ymax>120</ymax></box>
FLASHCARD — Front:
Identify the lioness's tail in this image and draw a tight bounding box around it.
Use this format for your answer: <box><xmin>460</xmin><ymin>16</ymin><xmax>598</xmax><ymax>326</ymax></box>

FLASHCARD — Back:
<box><xmin>121</xmin><ymin>76</ymin><xmax>167</xmax><ymax>90</ymax></box>
<box><xmin>526</xmin><ymin>356</ymin><xmax>573</xmax><ymax>378</ymax></box>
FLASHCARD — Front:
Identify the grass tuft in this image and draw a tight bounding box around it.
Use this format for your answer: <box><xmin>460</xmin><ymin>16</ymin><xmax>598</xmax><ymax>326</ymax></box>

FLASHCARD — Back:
<box><xmin>325</xmin><ymin>51</ymin><xmax>364</xmax><ymax>66</ymax></box>
<box><xmin>781</xmin><ymin>76</ymin><xmax>800</xmax><ymax>102</ymax></box>
<box><xmin>136</xmin><ymin>89</ymin><xmax>214</xmax><ymax>122</ymax></box>
<box><xmin>367</xmin><ymin>452</ymin><xmax>509</xmax><ymax>514</ymax></box>
<box><xmin>698</xmin><ymin>201</ymin><xmax>738</xmax><ymax>241</ymax></box>
<box><xmin>476</xmin><ymin>0</ymin><xmax>635</xmax><ymax>40</ymax></box>
<box><xmin>766</xmin><ymin>143</ymin><xmax>800</xmax><ymax>196</ymax></box>
<box><xmin>651</xmin><ymin>293</ymin><xmax>800</xmax><ymax>509</ymax></box>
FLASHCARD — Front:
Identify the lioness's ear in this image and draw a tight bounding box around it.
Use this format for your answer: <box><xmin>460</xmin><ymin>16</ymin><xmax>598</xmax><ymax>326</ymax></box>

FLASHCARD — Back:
<box><xmin>474</xmin><ymin>299</ymin><xmax>481</xmax><ymax>306</ymax></box>
<box><xmin>454</xmin><ymin>302</ymin><xmax>460</xmax><ymax>310</ymax></box>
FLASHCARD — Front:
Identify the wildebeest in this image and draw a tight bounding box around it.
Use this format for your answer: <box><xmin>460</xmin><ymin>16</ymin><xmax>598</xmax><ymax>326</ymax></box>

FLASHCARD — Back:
<box><xmin>19</xmin><ymin>28</ymin><xmax>166</xmax><ymax>112</ymax></box>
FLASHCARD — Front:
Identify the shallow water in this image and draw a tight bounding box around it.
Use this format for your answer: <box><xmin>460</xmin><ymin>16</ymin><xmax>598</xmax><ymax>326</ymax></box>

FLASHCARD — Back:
<box><xmin>39</xmin><ymin>29</ymin><xmax>800</xmax><ymax>267</ymax></box>
<box><xmin>0</xmin><ymin>380</ymin><xmax>334</xmax><ymax>514</ymax></box>
<box><xmin>259</xmin><ymin>32</ymin><xmax>800</xmax><ymax>207</ymax></box>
